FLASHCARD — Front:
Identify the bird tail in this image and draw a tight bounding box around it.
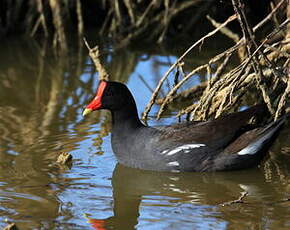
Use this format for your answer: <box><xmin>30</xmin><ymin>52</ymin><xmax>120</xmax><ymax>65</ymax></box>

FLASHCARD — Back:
<box><xmin>213</xmin><ymin>115</ymin><xmax>287</xmax><ymax>171</ymax></box>
<box><xmin>236</xmin><ymin>116</ymin><xmax>286</xmax><ymax>156</ymax></box>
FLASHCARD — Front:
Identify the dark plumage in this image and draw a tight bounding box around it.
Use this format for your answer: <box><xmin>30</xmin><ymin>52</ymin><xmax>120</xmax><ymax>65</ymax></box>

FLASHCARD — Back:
<box><xmin>83</xmin><ymin>81</ymin><xmax>286</xmax><ymax>172</ymax></box>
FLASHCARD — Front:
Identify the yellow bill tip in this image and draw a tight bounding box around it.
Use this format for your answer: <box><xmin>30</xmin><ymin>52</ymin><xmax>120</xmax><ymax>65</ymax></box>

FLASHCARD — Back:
<box><xmin>82</xmin><ymin>108</ymin><xmax>93</xmax><ymax>116</ymax></box>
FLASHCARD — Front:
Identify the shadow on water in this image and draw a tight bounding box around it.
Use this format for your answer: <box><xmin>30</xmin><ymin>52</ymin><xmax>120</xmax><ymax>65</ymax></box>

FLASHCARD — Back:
<box><xmin>0</xmin><ymin>37</ymin><xmax>289</xmax><ymax>229</ymax></box>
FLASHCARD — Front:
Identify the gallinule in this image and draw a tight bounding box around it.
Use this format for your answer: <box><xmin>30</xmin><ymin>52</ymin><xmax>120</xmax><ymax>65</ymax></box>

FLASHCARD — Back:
<box><xmin>83</xmin><ymin>81</ymin><xmax>286</xmax><ymax>172</ymax></box>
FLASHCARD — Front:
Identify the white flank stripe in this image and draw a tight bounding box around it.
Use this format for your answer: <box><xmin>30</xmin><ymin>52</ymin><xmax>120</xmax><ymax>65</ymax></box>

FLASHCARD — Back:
<box><xmin>237</xmin><ymin>145</ymin><xmax>258</xmax><ymax>155</ymax></box>
<box><xmin>167</xmin><ymin>161</ymin><xmax>180</xmax><ymax>166</ymax></box>
<box><xmin>165</xmin><ymin>144</ymin><xmax>206</xmax><ymax>156</ymax></box>
<box><xmin>161</xmin><ymin>149</ymin><xmax>169</xmax><ymax>155</ymax></box>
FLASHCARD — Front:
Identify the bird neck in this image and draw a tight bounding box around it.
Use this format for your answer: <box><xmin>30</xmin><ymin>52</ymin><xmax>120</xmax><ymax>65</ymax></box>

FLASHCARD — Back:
<box><xmin>111</xmin><ymin>103</ymin><xmax>145</xmax><ymax>133</ymax></box>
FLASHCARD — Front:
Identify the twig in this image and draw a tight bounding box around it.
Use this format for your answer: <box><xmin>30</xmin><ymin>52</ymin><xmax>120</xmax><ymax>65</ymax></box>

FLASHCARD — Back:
<box><xmin>135</xmin><ymin>0</ymin><xmax>156</xmax><ymax>27</ymax></box>
<box><xmin>253</xmin><ymin>0</ymin><xmax>287</xmax><ymax>31</ymax></box>
<box><xmin>220</xmin><ymin>193</ymin><xmax>290</xmax><ymax>207</ymax></box>
<box><xmin>220</xmin><ymin>192</ymin><xmax>249</xmax><ymax>206</ymax></box>
<box><xmin>275</xmin><ymin>77</ymin><xmax>290</xmax><ymax>120</ymax></box>
<box><xmin>156</xmin><ymin>81</ymin><xmax>207</xmax><ymax>105</ymax></box>
<box><xmin>206</xmin><ymin>15</ymin><xmax>240</xmax><ymax>43</ymax></box>
<box><xmin>83</xmin><ymin>38</ymin><xmax>109</xmax><ymax>81</ymax></box>
<box><xmin>49</xmin><ymin>0</ymin><xmax>67</xmax><ymax>52</ymax></box>
<box><xmin>124</xmin><ymin>0</ymin><xmax>135</xmax><ymax>24</ymax></box>
<box><xmin>232</xmin><ymin>0</ymin><xmax>274</xmax><ymax>114</ymax></box>
<box><xmin>210</xmin><ymin>53</ymin><xmax>233</xmax><ymax>87</ymax></box>
<box><xmin>183</xmin><ymin>0</ymin><xmax>215</xmax><ymax>33</ymax></box>
<box><xmin>76</xmin><ymin>0</ymin><xmax>84</xmax><ymax>37</ymax></box>
<box><xmin>206</xmin><ymin>64</ymin><xmax>212</xmax><ymax>88</ymax></box>
<box><xmin>158</xmin><ymin>0</ymin><xmax>172</xmax><ymax>43</ymax></box>
<box><xmin>176</xmin><ymin>14</ymin><xmax>237</xmax><ymax>66</ymax></box>
<box><xmin>31</xmin><ymin>0</ymin><xmax>48</xmax><ymax>37</ymax></box>
<box><xmin>137</xmin><ymin>74</ymin><xmax>155</xmax><ymax>93</ymax></box>
<box><xmin>100</xmin><ymin>9</ymin><xmax>113</xmax><ymax>35</ymax></box>
<box><xmin>156</xmin><ymin>64</ymin><xmax>208</xmax><ymax>119</ymax></box>
<box><xmin>264</xmin><ymin>44</ymin><xmax>290</xmax><ymax>59</ymax></box>
<box><xmin>177</xmin><ymin>103</ymin><xmax>198</xmax><ymax>118</ymax></box>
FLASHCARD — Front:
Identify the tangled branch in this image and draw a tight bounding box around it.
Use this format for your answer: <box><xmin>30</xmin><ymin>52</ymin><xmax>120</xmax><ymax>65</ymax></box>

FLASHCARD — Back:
<box><xmin>143</xmin><ymin>0</ymin><xmax>289</xmax><ymax>122</ymax></box>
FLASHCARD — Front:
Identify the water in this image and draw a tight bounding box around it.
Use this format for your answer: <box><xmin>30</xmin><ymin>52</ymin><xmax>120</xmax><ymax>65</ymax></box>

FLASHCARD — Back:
<box><xmin>0</xmin><ymin>38</ymin><xmax>289</xmax><ymax>230</ymax></box>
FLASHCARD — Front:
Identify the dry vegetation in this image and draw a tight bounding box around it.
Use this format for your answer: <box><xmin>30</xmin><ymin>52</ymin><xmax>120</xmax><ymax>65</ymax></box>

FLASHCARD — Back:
<box><xmin>142</xmin><ymin>0</ymin><xmax>290</xmax><ymax>121</ymax></box>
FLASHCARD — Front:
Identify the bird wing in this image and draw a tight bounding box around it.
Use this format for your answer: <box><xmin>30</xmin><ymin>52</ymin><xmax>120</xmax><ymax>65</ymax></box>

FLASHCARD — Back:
<box><xmin>157</xmin><ymin>104</ymin><xmax>266</xmax><ymax>150</ymax></box>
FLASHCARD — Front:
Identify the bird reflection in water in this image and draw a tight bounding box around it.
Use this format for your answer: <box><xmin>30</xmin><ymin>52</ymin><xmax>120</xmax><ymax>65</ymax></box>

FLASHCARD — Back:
<box><xmin>85</xmin><ymin>159</ymin><xmax>290</xmax><ymax>230</ymax></box>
